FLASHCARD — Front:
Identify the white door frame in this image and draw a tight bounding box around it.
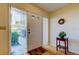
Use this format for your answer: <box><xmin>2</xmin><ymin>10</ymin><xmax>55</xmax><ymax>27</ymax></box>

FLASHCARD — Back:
<box><xmin>43</xmin><ymin>17</ymin><xmax>48</xmax><ymax>46</ymax></box>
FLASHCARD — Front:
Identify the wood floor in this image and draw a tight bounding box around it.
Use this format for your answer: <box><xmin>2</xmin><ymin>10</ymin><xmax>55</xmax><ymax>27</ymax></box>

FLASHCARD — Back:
<box><xmin>42</xmin><ymin>46</ymin><xmax>78</xmax><ymax>55</ymax></box>
<box><xmin>27</xmin><ymin>46</ymin><xmax>78</xmax><ymax>55</ymax></box>
<box><xmin>43</xmin><ymin>50</ymin><xmax>77</xmax><ymax>55</ymax></box>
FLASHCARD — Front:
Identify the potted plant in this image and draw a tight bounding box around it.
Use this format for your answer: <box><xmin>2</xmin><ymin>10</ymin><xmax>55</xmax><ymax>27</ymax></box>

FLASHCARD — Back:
<box><xmin>59</xmin><ymin>31</ymin><xmax>66</xmax><ymax>38</ymax></box>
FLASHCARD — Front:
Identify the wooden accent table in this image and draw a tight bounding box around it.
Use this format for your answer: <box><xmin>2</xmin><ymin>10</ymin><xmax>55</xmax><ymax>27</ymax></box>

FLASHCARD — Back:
<box><xmin>56</xmin><ymin>37</ymin><xmax>68</xmax><ymax>54</ymax></box>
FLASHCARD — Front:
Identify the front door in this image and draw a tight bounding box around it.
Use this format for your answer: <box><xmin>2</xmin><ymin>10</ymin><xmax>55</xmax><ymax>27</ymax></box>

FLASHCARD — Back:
<box><xmin>28</xmin><ymin>13</ymin><xmax>43</xmax><ymax>51</ymax></box>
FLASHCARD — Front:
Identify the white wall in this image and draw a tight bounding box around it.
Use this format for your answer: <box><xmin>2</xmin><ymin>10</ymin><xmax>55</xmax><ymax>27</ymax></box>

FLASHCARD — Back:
<box><xmin>50</xmin><ymin>4</ymin><xmax>79</xmax><ymax>54</ymax></box>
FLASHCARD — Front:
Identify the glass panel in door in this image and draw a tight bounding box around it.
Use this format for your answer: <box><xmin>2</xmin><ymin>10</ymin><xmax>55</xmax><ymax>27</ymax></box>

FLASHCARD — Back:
<box><xmin>10</xmin><ymin>7</ymin><xmax>27</xmax><ymax>55</ymax></box>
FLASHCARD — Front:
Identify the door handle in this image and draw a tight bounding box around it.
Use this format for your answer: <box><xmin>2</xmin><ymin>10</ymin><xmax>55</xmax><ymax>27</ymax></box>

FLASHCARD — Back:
<box><xmin>28</xmin><ymin>28</ymin><xmax>30</xmax><ymax>34</ymax></box>
<box><xmin>28</xmin><ymin>31</ymin><xmax>30</xmax><ymax>34</ymax></box>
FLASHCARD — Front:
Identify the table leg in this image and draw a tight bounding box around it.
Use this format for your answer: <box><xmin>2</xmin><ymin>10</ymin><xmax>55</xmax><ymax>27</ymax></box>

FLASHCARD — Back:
<box><xmin>67</xmin><ymin>39</ymin><xmax>68</xmax><ymax>52</ymax></box>
<box><xmin>65</xmin><ymin>41</ymin><xmax>67</xmax><ymax>54</ymax></box>
<box><xmin>56</xmin><ymin>39</ymin><xmax>58</xmax><ymax>51</ymax></box>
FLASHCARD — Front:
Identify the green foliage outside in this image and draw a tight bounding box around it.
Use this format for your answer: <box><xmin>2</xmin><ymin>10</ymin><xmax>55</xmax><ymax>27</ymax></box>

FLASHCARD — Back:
<box><xmin>11</xmin><ymin>32</ymin><xmax>20</xmax><ymax>46</ymax></box>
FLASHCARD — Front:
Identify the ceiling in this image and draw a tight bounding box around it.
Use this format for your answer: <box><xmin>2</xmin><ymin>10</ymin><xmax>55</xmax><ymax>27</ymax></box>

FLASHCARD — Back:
<box><xmin>34</xmin><ymin>3</ymin><xmax>68</xmax><ymax>12</ymax></box>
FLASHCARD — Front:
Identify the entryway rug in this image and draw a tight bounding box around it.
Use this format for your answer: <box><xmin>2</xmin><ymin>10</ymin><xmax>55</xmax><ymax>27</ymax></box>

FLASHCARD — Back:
<box><xmin>28</xmin><ymin>47</ymin><xmax>47</xmax><ymax>55</ymax></box>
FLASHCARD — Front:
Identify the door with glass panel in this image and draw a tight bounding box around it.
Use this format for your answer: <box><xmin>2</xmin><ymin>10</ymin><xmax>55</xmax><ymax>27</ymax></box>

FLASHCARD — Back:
<box><xmin>10</xmin><ymin>7</ymin><xmax>27</xmax><ymax>55</ymax></box>
<box><xmin>28</xmin><ymin>13</ymin><xmax>43</xmax><ymax>51</ymax></box>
